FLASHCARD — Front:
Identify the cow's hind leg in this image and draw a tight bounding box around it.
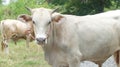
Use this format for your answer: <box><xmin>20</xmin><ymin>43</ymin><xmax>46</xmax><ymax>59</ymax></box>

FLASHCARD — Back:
<box><xmin>95</xmin><ymin>62</ymin><xmax>102</xmax><ymax>67</ymax></box>
<box><xmin>1</xmin><ymin>41</ymin><xmax>5</xmax><ymax>51</ymax></box>
<box><xmin>98</xmin><ymin>64</ymin><xmax>102</xmax><ymax>67</ymax></box>
<box><xmin>1</xmin><ymin>40</ymin><xmax>9</xmax><ymax>54</ymax></box>
<box><xmin>13</xmin><ymin>39</ymin><xmax>17</xmax><ymax>45</ymax></box>
<box><xmin>114</xmin><ymin>50</ymin><xmax>120</xmax><ymax>67</ymax></box>
<box><xmin>4</xmin><ymin>40</ymin><xmax>9</xmax><ymax>54</ymax></box>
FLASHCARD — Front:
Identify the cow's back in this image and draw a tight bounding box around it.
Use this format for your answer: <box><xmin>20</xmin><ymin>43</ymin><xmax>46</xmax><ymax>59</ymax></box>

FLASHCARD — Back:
<box><xmin>4</xmin><ymin>19</ymin><xmax>30</xmax><ymax>34</ymax></box>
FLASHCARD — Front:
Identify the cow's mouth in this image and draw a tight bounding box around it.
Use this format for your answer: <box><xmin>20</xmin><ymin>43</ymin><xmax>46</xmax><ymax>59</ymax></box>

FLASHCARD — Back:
<box><xmin>36</xmin><ymin>38</ymin><xmax>47</xmax><ymax>45</ymax></box>
<box><xmin>36</xmin><ymin>40</ymin><xmax>45</xmax><ymax>45</ymax></box>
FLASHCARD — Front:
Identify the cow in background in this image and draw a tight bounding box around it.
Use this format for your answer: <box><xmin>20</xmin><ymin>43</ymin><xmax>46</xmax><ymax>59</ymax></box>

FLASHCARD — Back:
<box><xmin>1</xmin><ymin>14</ymin><xmax>35</xmax><ymax>54</ymax></box>
<box><xmin>26</xmin><ymin>7</ymin><xmax>120</xmax><ymax>67</ymax></box>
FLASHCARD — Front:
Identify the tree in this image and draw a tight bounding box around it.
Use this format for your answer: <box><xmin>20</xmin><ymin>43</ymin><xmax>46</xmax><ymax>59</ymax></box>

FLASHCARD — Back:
<box><xmin>0</xmin><ymin>0</ymin><xmax>2</xmax><ymax>4</ymax></box>
<box><xmin>50</xmin><ymin>0</ymin><xmax>118</xmax><ymax>15</ymax></box>
<box><xmin>89</xmin><ymin>0</ymin><xmax>112</xmax><ymax>13</ymax></box>
<box><xmin>115</xmin><ymin>0</ymin><xmax>120</xmax><ymax>8</ymax></box>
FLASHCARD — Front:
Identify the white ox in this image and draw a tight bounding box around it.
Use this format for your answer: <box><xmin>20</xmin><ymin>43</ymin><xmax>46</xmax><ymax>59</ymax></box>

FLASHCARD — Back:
<box><xmin>1</xmin><ymin>14</ymin><xmax>34</xmax><ymax>54</ymax></box>
<box><xmin>26</xmin><ymin>7</ymin><xmax>120</xmax><ymax>67</ymax></box>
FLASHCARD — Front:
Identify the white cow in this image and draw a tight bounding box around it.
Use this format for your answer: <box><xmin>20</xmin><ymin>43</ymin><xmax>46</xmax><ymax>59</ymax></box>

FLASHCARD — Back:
<box><xmin>26</xmin><ymin>7</ymin><xmax>120</xmax><ymax>67</ymax></box>
<box><xmin>1</xmin><ymin>14</ymin><xmax>34</xmax><ymax>54</ymax></box>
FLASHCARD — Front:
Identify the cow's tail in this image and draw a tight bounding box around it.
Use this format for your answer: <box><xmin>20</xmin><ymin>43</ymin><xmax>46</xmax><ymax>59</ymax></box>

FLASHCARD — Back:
<box><xmin>114</xmin><ymin>50</ymin><xmax>120</xmax><ymax>67</ymax></box>
<box><xmin>0</xmin><ymin>20</ymin><xmax>5</xmax><ymax>51</ymax></box>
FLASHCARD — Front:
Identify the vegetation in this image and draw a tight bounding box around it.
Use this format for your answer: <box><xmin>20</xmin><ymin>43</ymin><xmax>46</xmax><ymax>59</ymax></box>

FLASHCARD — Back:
<box><xmin>50</xmin><ymin>0</ymin><xmax>120</xmax><ymax>15</ymax></box>
<box><xmin>0</xmin><ymin>0</ymin><xmax>120</xmax><ymax>67</ymax></box>
<box><xmin>0</xmin><ymin>40</ymin><xmax>50</xmax><ymax>67</ymax></box>
<box><xmin>0</xmin><ymin>0</ymin><xmax>120</xmax><ymax>20</ymax></box>
<box><xmin>0</xmin><ymin>0</ymin><xmax>53</xmax><ymax>20</ymax></box>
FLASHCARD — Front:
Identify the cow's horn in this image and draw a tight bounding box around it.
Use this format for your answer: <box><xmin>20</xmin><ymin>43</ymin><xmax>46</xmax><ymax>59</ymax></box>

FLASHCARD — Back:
<box><xmin>25</xmin><ymin>6</ymin><xmax>32</xmax><ymax>12</ymax></box>
<box><xmin>52</xmin><ymin>7</ymin><xmax>59</xmax><ymax>14</ymax></box>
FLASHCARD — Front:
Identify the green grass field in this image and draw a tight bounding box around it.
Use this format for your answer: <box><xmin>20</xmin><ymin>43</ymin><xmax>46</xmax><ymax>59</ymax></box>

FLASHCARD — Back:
<box><xmin>0</xmin><ymin>40</ymin><xmax>51</xmax><ymax>67</ymax></box>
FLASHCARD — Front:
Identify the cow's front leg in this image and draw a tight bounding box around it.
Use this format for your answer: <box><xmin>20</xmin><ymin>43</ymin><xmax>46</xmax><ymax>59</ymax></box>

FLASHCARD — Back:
<box><xmin>52</xmin><ymin>61</ymin><xmax>67</xmax><ymax>67</ymax></box>
<box><xmin>52</xmin><ymin>62</ymin><xmax>69</xmax><ymax>67</ymax></box>
<box><xmin>68</xmin><ymin>57</ymin><xmax>81</xmax><ymax>67</ymax></box>
<box><xmin>26</xmin><ymin>34</ymin><xmax>30</xmax><ymax>48</ymax></box>
<box><xmin>52</xmin><ymin>61</ymin><xmax>59</xmax><ymax>67</ymax></box>
<box><xmin>67</xmin><ymin>50</ymin><xmax>82</xmax><ymax>67</ymax></box>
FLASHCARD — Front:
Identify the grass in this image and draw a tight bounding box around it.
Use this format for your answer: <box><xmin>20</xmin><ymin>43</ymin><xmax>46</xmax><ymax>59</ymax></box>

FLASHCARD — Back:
<box><xmin>0</xmin><ymin>40</ymin><xmax>51</xmax><ymax>67</ymax></box>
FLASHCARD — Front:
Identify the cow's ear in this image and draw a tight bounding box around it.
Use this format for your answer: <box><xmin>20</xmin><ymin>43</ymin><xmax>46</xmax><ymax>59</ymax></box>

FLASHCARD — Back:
<box><xmin>17</xmin><ymin>14</ymin><xmax>32</xmax><ymax>22</ymax></box>
<box><xmin>52</xmin><ymin>14</ymin><xmax>64</xmax><ymax>23</ymax></box>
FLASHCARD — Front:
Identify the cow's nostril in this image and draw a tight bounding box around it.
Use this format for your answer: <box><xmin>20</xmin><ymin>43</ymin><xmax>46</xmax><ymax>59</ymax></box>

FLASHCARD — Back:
<box><xmin>36</xmin><ymin>38</ymin><xmax>46</xmax><ymax>42</ymax></box>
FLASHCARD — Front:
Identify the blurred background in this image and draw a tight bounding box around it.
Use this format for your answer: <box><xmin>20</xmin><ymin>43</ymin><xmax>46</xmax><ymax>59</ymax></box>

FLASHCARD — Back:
<box><xmin>0</xmin><ymin>0</ymin><xmax>120</xmax><ymax>20</ymax></box>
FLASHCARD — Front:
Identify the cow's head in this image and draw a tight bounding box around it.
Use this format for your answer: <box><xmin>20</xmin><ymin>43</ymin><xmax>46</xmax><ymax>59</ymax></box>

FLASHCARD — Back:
<box><xmin>26</xmin><ymin>7</ymin><xmax>63</xmax><ymax>45</ymax></box>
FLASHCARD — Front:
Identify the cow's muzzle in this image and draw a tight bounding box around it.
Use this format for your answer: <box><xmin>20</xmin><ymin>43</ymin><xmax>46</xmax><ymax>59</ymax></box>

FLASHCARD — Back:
<box><xmin>36</xmin><ymin>38</ymin><xmax>46</xmax><ymax>45</ymax></box>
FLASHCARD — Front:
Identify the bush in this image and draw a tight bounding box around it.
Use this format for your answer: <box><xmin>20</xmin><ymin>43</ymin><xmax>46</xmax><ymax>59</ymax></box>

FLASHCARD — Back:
<box><xmin>0</xmin><ymin>0</ymin><xmax>55</xmax><ymax>20</ymax></box>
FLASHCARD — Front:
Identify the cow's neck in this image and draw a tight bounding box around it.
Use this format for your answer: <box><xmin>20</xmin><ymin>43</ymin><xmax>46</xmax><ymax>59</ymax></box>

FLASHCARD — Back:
<box><xmin>47</xmin><ymin>22</ymin><xmax>56</xmax><ymax>47</ymax></box>
<box><xmin>42</xmin><ymin>22</ymin><xmax>57</xmax><ymax>64</ymax></box>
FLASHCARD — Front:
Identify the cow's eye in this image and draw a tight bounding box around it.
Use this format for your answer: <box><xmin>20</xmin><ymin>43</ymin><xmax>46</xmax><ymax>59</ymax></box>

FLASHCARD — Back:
<box><xmin>48</xmin><ymin>21</ymin><xmax>51</xmax><ymax>25</ymax></box>
<box><xmin>33</xmin><ymin>21</ymin><xmax>35</xmax><ymax>24</ymax></box>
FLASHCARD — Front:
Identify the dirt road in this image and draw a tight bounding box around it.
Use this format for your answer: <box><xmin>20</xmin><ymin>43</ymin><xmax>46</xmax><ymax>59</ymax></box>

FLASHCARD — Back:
<box><xmin>80</xmin><ymin>56</ymin><xmax>117</xmax><ymax>67</ymax></box>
